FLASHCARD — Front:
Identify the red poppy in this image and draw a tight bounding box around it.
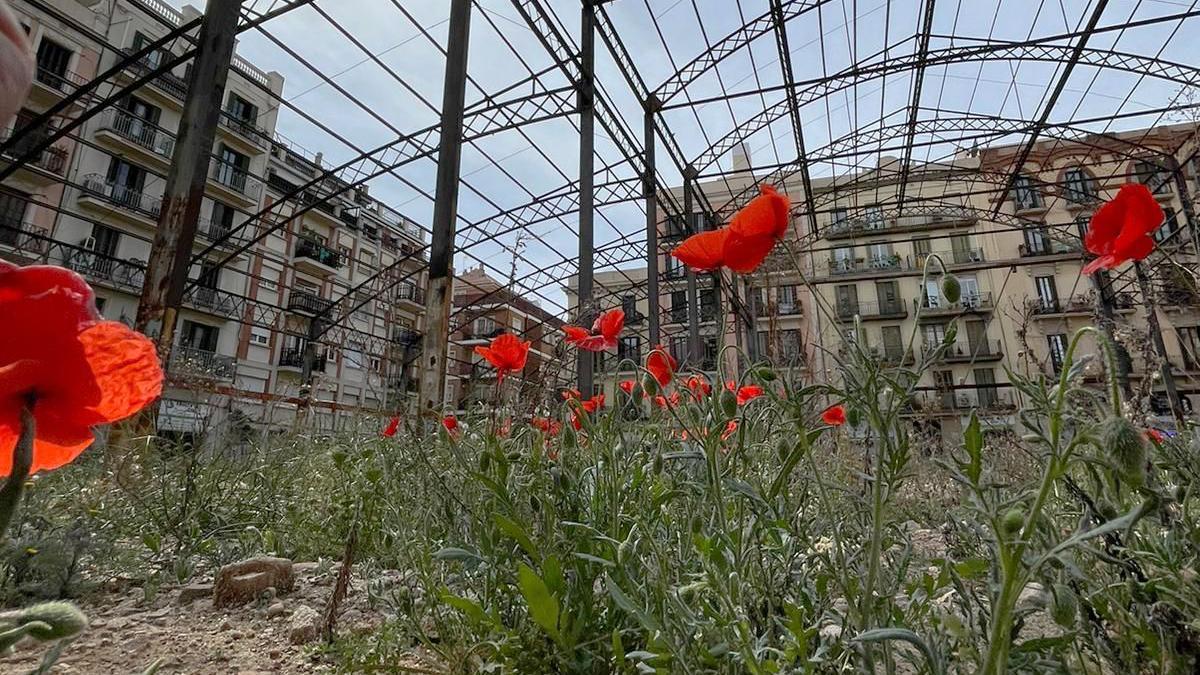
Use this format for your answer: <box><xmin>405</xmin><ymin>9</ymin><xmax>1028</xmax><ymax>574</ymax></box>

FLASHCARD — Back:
<box><xmin>442</xmin><ymin>415</ymin><xmax>460</xmax><ymax>436</ymax></box>
<box><xmin>821</xmin><ymin>405</ymin><xmax>846</xmax><ymax>427</ymax></box>
<box><xmin>723</xmin><ymin>184</ymin><xmax>791</xmax><ymax>273</ymax></box>
<box><xmin>720</xmin><ymin>419</ymin><xmax>739</xmax><ymax>442</ymax></box>
<box><xmin>562</xmin><ymin>308</ymin><xmax>625</xmax><ymax>352</ymax></box>
<box><xmin>653</xmin><ymin>391</ymin><xmax>681</xmax><ymax>409</ymax></box>
<box><xmin>669</xmin><ymin>184</ymin><xmax>790</xmax><ymax>274</ymax></box>
<box><xmin>581</xmin><ymin>394</ymin><xmax>605</xmax><ymax>413</ymax></box>
<box><xmin>671</xmin><ymin>228</ymin><xmax>728</xmax><ymax>272</ymax></box>
<box><xmin>531</xmin><ymin>416</ymin><xmax>562</xmax><ymax>437</ymax></box>
<box><xmin>381</xmin><ymin>416</ymin><xmax>400</xmax><ymax>438</ymax></box>
<box><xmin>1082</xmin><ymin>183</ymin><xmax>1163</xmax><ymax>275</ymax></box>
<box><xmin>736</xmin><ymin>385</ymin><xmax>764</xmax><ymax>405</ymax></box>
<box><xmin>561</xmin><ymin>388</ymin><xmax>581</xmax><ymax>401</ymax></box>
<box><xmin>646</xmin><ymin>346</ymin><xmax>677</xmax><ymax>387</ymax></box>
<box><xmin>619</xmin><ymin>379</ymin><xmax>636</xmax><ymax>395</ymax></box>
<box><xmin>1146</xmin><ymin>428</ymin><xmax>1167</xmax><ymax>444</ymax></box>
<box><xmin>473</xmin><ymin>333</ymin><xmax>531</xmax><ymax>380</ymax></box>
<box><xmin>497</xmin><ymin>418</ymin><xmax>512</xmax><ymax>438</ymax></box>
<box><xmin>0</xmin><ymin>262</ymin><xmax>162</xmax><ymax>475</ymax></box>
<box><xmin>685</xmin><ymin>375</ymin><xmax>712</xmax><ymax>399</ymax></box>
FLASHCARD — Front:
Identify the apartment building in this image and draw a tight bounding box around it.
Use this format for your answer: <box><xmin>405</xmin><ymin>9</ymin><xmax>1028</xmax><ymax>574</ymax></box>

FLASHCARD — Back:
<box><xmin>447</xmin><ymin>266</ymin><xmax>563</xmax><ymax>410</ymax></box>
<box><xmin>0</xmin><ymin>0</ymin><xmax>431</xmax><ymax>442</ymax></box>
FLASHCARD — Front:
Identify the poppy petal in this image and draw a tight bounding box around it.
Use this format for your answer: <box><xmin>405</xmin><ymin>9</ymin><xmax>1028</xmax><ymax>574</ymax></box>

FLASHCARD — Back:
<box><xmin>0</xmin><ymin>400</ymin><xmax>95</xmax><ymax>476</ymax></box>
<box><xmin>562</xmin><ymin>325</ymin><xmax>590</xmax><ymax>344</ymax></box>
<box><xmin>730</xmin><ymin>185</ymin><xmax>790</xmax><ymax>240</ymax></box>
<box><xmin>76</xmin><ymin>322</ymin><xmax>162</xmax><ymax>424</ymax></box>
<box><xmin>722</xmin><ymin>231</ymin><xmax>778</xmax><ymax>274</ymax></box>
<box><xmin>1084</xmin><ymin>197</ymin><xmax>1124</xmax><ymax>257</ymax></box>
<box><xmin>596</xmin><ymin>309</ymin><xmax>625</xmax><ymax>341</ymax></box>
<box><xmin>1081</xmin><ymin>255</ymin><xmax>1117</xmax><ymax>276</ymax></box>
<box><xmin>671</xmin><ymin>228</ymin><xmax>728</xmax><ymax>272</ymax></box>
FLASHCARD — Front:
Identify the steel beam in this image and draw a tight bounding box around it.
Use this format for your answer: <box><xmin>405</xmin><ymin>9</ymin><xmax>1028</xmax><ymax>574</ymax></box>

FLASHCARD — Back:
<box><xmin>577</xmin><ymin>0</ymin><xmax>597</xmax><ymax>395</ymax></box>
<box><xmin>644</xmin><ymin>100</ymin><xmax>661</xmax><ymax>346</ymax></box>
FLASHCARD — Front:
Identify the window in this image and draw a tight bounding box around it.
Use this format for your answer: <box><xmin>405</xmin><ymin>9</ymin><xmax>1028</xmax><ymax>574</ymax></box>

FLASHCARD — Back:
<box><xmin>702</xmin><ymin>336</ymin><xmax>719</xmax><ymax>369</ymax></box>
<box><xmin>473</xmin><ymin>316</ymin><xmax>497</xmax><ymax>337</ymax></box>
<box><xmin>665</xmin><ymin>252</ymin><xmax>685</xmax><ymax>277</ymax></box>
<box><xmin>358</xmin><ymin>248</ymin><xmax>377</xmax><ymax>269</ymax></box>
<box><xmin>950</xmin><ymin>235</ymin><xmax>978</xmax><ymax>263</ymax></box>
<box><xmin>832</xmin><ymin>246</ymin><xmax>854</xmax><ymax>272</ymax></box>
<box><xmin>668</xmin><ymin>335</ymin><xmax>688</xmax><ymax>362</ymax></box>
<box><xmin>1063</xmin><ymin>167</ymin><xmax>1096</xmax><ymax>203</ymax></box>
<box><xmin>975</xmin><ymin>368</ymin><xmax>999</xmax><ymax>407</ymax></box>
<box><xmin>1180</xmin><ymin>327</ymin><xmax>1200</xmax><ymax>371</ymax></box>
<box><xmin>118</xmin><ymin>96</ymin><xmax>162</xmax><ymax>146</ymax></box>
<box><xmin>778</xmin><ymin>285</ymin><xmax>799</xmax><ymax>314</ymax></box>
<box><xmin>215</xmin><ymin>145</ymin><xmax>249</xmax><ymax>190</ymax></box>
<box><xmin>1047</xmin><ymin>334</ymin><xmax>1068</xmax><ymax>372</ymax></box>
<box><xmin>933</xmin><ymin>370</ymin><xmax>955</xmax><ymax>408</ymax></box>
<box><xmin>250</xmin><ymin>329</ymin><xmax>270</xmax><ymax>347</ymax></box>
<box><xmin>345</xmin><ymin>340</ymin><xmax>366</xmax><ymax>369</ymax></box>
<box><xmin>105</xmin><ymin>158</ymin><xmax>148</xmax><ymax>209</ymax></box>
<box><xmin>621</xmin><ymin>294</ymin><xmax>637</xmax><ymax>320</ymax></box>
<box><xmin>875</xmin><ymin>281</ymin><xmax>900</xmax><ymax>313</ymax></box>
<box><xmin>670</xmin><ymin>290</ymin><xmax>688</xmax><ymax>323</ymax></box>
<box><xmin>180</xmin><ymin>320</ymin><xmax>219</xmax><ymax>352</ymax></box>
<box><xmin>1035</xmin><ymin>275</ymin><xmax>1059</xmax><ymax>312</ymax></box>
<box><xmin>131</xmin><ymin>31</ymin><xmax>164</xmax><ymax>68</ymax></box>
<box><xmin>1134</xmin><ymin>160</ymin><xmax>1171</xmax><ymax>194</ymax></box>
<box><xmin>864</xmin><ymin>205</ymin><xmax>884</xmax><ymax>230</ymax></box>
<box><xmin>829</xmin><ymin>208</ymin><xmax>849</xmax><ymax>227</ymax></box>
<box><xmin>210</xmin><ymin>201</ymin><xmax>236</xmax><ymax>238</ymax></box>
<box><xmin>0</xmin><ymin>193</ymin><xmax>28</xmax><ymax>243</ymax></box>
<box><xmin>756</xmin><ymin>331</ymin><xmax>770</xmax><ymax>359</ymax></box>
<box><xmin>700</xmin><ymin>289</ymin><xmax>717</xmax><ymax>320</ymax></box>
<box><xmin>881</xmin><ymin>325</ymin><xmax>903</xmax><ymax>361</ymax></box>
<box><xmin>1012</xmin><ymin>175</ymin><xmax>1043</xmax><ymax>210</ymax></box>
<box><xmin>1154</xmin><ymin>207</ymin><xmax>1177</xmax><ymax>244</ymax></box>
<box><xmin>259</xmin><ymin>268</ymin><xmax>279</xmax><ymax>291</ymax></box>
<box><xmin>1023</xmin><ymin>226</ymin><xmax>1050</xmax><ymax>255</ymax></box>
<box><xmin>923</xmin><ymin>324</ymin><xmax>948</xmax><ymax>351</ymax></box>
<box><xmin>35</xmin><ymin>38</ymin><xmax>72</xmax><ymax>88</ymax></box>
<box><xmin>965</xmin><ymin>320</ymin><xmax>988</xmax><ymax>354</ymax></box>
<box><xmin>835</xmin><ymin>284</ymin><xmax>858</xmax><ymax>317</ymax></box>
<box><xmin>958</xmin><ymin>275</ymin><xmax>981</xmax><ymax>306</ymax></box>
<box><xmin>618</xmin><ymin>335</ymin><xmax>641</xmax><ymax>364</ymax></box>
<box><xmin>867</xmin><ymin>242</ymin><xmax>893</xmax><ymax>266</ymax></box>
<box><xmin>913</xmin><ymin>237</ymin><xmax>931</xmax><ymax>260</ymax></box>
<box><xmin>226</xmin><ymin>93</ymin><xmax>259</xmax><ymax>124</ymax></box>
<box><xmin>94</xmin><ymin>297</ymin><xmax>107</xmax><ymax>316</ymax></box>
<box><xmin>924</xmin><ymin>278</ymin><xmax>942</xmax><ymax>308</ymax></box>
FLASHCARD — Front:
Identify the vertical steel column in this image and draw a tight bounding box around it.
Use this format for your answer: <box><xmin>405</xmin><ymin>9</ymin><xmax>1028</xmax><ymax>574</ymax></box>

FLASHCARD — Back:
<box><xmin>683</xmin><ymin>169</ymin><xmax>702</xmax><ymax>365</ymax></box>
<box><xmin>576</xmin><ymin>0</ymin><xmax>597</xmax><ymax>395</ymax></box>
<box><xmin>744</xmin><ymin>278</ymin><xmax>759</xmax><ymax>362</ymax></box>
<box><xmin>419</xmin><ymin>0</ymin><xmax>473</xmax><ymax>414</ymax></box>
<box><xmin>135</xmin><ymin>0</ymin><xmax>242</xmax><ymax>353</ymax></box>
<box><xmin>644</xmin><ymin>99</ymin><xmax>661</xmax><ymax>347</ymax></box>
<box><xmin>1134</xmin><ymin>261</ymin><xmax>1186</xmax><ymax>423</ymax></box>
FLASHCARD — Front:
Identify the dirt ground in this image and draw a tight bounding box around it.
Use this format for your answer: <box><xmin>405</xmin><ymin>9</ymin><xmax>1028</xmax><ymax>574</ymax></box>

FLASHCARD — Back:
<box><xmin>4</xmin><ymin>563</ymin><xmax>433</xmax><ymax>674</ymax></box>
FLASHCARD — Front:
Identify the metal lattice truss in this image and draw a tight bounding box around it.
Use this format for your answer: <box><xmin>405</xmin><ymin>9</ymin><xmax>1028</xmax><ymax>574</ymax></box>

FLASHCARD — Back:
<box><xmin>3</xmin><ymin>0</ymin><xmax>1200</xmax><ymax>395</ymax></box>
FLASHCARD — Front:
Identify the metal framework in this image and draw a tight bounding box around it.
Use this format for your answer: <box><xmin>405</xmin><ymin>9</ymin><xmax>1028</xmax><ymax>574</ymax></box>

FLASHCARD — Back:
<box><xmin>3</xmin><ymin>0</ymin><xmax>1199</xmax><ymax>422</ymax></box>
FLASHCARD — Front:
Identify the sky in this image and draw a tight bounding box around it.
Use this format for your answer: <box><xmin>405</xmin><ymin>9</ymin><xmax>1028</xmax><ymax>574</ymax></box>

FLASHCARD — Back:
<box><xmin>166</xmin><ymin>0</ymin><xmax>1200</xmax><ymax>315</ymax></box>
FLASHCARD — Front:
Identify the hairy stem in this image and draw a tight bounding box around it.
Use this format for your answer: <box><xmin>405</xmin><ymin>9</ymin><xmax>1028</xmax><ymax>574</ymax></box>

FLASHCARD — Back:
<box><xmin>0</xmin><ymin>402</ymin><xmax>36</xmax><ymax>541</ymax></box>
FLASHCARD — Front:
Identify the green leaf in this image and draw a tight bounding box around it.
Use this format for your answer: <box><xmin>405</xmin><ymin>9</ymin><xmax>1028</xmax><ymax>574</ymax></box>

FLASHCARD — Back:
<box><xmin>1039</xmin><ymin>503</ymin><xmax>1148</xmax><ymax>567</ymax></box>
<box><xmin>853</xmin><ymin>628</ymin><xmax>943</xmax><ymax>675</ymax></box>
<box><xmin>606</xmin><ymin>575</ymin><xmax>660</xmax><ymax>633</ymax></box>
<box><xmin>517</xmin><ymin>563</ymin><xmax>560</xmax><ymax>642</ymax></box>
<box><xmin>963</xmin><ymin>413</ymin><xmax>982</xmax><ymax>484</ymax></box>
<box><xmin>432</xmin><ymin>547</ymin><xmax>482</xmax><ymax>563</ymax></box>
<box><xmin>493</xmin><ymin>514</ymin><xmax>539</xmax><ymax>560</ymax></box>
<box><xmin>953</xmin><ymin>557</ymin><xmax>989</xmax><ymax>580</ymax></box>
<box><xmin>440</xmin><ymin>593</ymin><xmax>487</xmax><ymax>625</ymax></box>
<box><xmin>573</xmin><ymin>552</ymin><xmax>616</xmax><ymax>567</ymax></box>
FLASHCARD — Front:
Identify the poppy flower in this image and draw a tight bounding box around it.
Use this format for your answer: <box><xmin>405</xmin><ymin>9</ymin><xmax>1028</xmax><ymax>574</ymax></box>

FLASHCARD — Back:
<box><xmin>669</xmin><ymin>184</ymin><xmax>790</xmax><ymax>274</ymax></box>
<box><xmin>561</xmin><ymin>388</ymin><xmax>581</xmax><ymax>401</ymax></box>
<box><xmin>1081</xmin><ymin>183</ymin><xmax>1163</xmax><ymax>275</ymax></box>
<box><xmin>686</xmin><ymin>375</ymin><xmax>712</xmax><ymax>399</ymax></box>
<box><xmin>735</xmin><ymin>384</ymin><xmax>764</xmax><ymax>405</ymax></box>
<box><xmin>821</xmin><ymin>405</ymin><xmax>846</xmax><ymax>426</ymax></box>
<box><xmin>670</xmin><ymin>228</ymin><xmax>729</xmax><ymax>272</ymax></box>
<box><xmin>442</xmin><ymin>415</ymin><xmax>460</xmax><ymax>436</ymax></box>
<box><xmin>0</xmin><ymin>262</ymin><xmax>162</xmax><ymax>476</ymax></box>
<box><xmin>1146</xmin><ymin>428</ymin><xmax>1168</xmax><ymax>444</ymax></box>
<box><xmin>653</xmin><ymin>391</ymin><xmax>681</xmax><ymax>409</ymax></box>
<box><xmin>723</xmin><ymin>184</ymin><xmax>791</xmax><ymax>273</ymax></box>
<box><xmin>619</xmin><ymin>380</ymin><xmax>636</xmax><ymax>395</ymax></box>
<box><xmin>646</xmin><ymin>346</ymin><xmax>677</xmax><ymax>388</ymax></box>
<box><xmin>381</xmin><ymin>416</ymin><xmax>400</xmax><ymax>438</ymax></box>
<box><xmin>531</xmin><ymin>416</ymin><xmax>561</xmax><ymax>437</ymax></box>
<box><xmin>581</xmin><ymin>394</ymin><xmax>604</xmax><ymax>413</ymax></box>
<box><xmin>562</xmin><ymin>308</ymin><xmax>625</xmax><ymax>352</ymax></box>
<box><xmin>497</xmin><ymin>418</ymin><xmax>512</xmax><ymax>438</ymax></box>
<box><xmin>473</xmin><ymin>333</ymin><xmax>531</xmax><ymax>381</ymax></box>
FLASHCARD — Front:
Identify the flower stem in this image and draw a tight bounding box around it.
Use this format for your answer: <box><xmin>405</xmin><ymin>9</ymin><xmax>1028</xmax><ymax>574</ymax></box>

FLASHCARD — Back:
<box><xmin>0</xmin><ymin>402</ymin><xmax>36</xmax><ymax>541</ymax></box>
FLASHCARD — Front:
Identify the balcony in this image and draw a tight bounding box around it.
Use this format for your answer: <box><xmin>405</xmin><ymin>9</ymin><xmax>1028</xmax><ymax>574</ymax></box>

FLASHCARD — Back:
<box><xmin>63</xmin><ymin>251</ymin><xmax>146</xmax><ymax>294</ymax></box>
<box><xmin>293</xmin><ymin>237</ymin><xmax>342</xmax><ymax>275</ymax></box>
<box><xmin>194</xmin><ymin>218</ymin><xmax>242</xmax><ymax>249</ymax></box>
<box><xmin>209</xmin><ymin>162</ymin><xmax>263</xmax><ymax>204</ymax></box>
<box><xmin>1019</xmin><ymin>240</ymin><xmax>1080</xmax><ymax>258</ymax></box>
<box><xmin>169</xmin><ymin>345</ymin><xmax>236</xmax><ymax>380</ymax></box>
<box><xmin>914</xmin><ymin>389</ymin><xmax>1015</xmax><ymax>414</ymax></box>
<box><xmin>826</xmin><ymin>254</ymin><xmax>913</xmax><ymax>277</ymax></box>
<box><xmin>78</xmin><ymin>174</ymin><xmax>162</xmax><ymax>224</ymax></box>
<box><xmin>392</xmin><ymin>328</ymin><xmax>422</xmax><ymax>345</ymax></box>
<box><xmin>0</xmin><ymin>129</ymin><xmax>69</xmax><ymax>180</ymax></box>
<box><xmin>926</xmin><ymin>339</ymin><xmax>1004</xmax><ymax>363</ymax></box>
<box><xmin>834</xmin><ymin>300</ymin><xmax>908</xmax><ymax>322</ymax></box>
<box><xmin>287</xmin><ymin>290</ymin><xmax>334</xmax><ymax>316</ymax></box>
<box><xmin>925</xmin><ymin>248</ymin><xmax>985</xmax><ymax>267</ymax></box>
<box><xmin>918</xmin><ymin>292</ymin><xmax>994</xmax><ymax>318</ymax></box>
<box><xmin>218</xmin><ymin>110</ymin><xmax>271</xmax><ymax>152</ymax></box>
<box><xmin>278</xmin><ymin>347</ymin><xmax>328</xmax><ymax>373</ymax></box>
<box><xmin>31</xmin><ymin>65</ymin><xmax>87</xmax><ymax>100</ymax></box>
<box><xmin>876</xmin><ymin>343</ymin><xmax>911</xmax><ymax>365</ymax></box>
<box><xmin>1028</xmin><ymin>292</ymin><xmax>1133</xmax><ymax>317</ymax></box>
<box><xmin>93</xmin><ymin>109</ymin><xmax>176</xmax><ymax>164</ymax></box>
<box><xmin>397</xmin><ymin>283</ymin><xmax>424</xmax><ymax>306</ymax></box>
<box><xmin>182</xmin><ymin>285</ymin><xmax>240</xmax><ymax>319</ymax></box>
<box><xmin>122</xmin><ymin>51</ymin><xmax>189</xmax><ymax>102</ymax></box>
<box><xmin>667</xmin><ymin>306</ymin><xmax>717</xmax><ymax>324</ymax></box>
<box><xmin>0</xmin><ymin>222</ymin><xmax>51</xmax><ymax>262</ymax></box>
<box><xmin>825</xmin><ymin>208</ymin><xmax>975</xmax><ymax>240</ymax></box>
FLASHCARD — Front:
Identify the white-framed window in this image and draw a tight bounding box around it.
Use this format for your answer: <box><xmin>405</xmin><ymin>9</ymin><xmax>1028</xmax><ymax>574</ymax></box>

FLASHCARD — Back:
<box><xmin>250</xmin><ymin>328</ymin><xmax>270</xmax><ymax>346</ymax></box>
<box><xmin>345</xmin><ymin>340</ymin><xmax>366</xmax><ymax>369</ymax></box>
<box><xmin>1012</xmin><ymin>175</ymin><xmax>1043</xmax><ymax>210</ymax></box>
<box><xmin>1062</xmin><ymin>167</ymin><xmax>1095</xmax><ymax>203</ymax></box>
<box><xmin>1047</xmin><ymin>333</ymin><xmax>1068</xmax><ymax>372</ymax></box>
<box><xmin>259</xmin><ymin>268</ymin><xmax>279</xmax><ymax>291</ymax></box>
<box><xmin>474</xmin><ymin>316</ymin><xmax>497</xmax><ymax>336</ymax></box>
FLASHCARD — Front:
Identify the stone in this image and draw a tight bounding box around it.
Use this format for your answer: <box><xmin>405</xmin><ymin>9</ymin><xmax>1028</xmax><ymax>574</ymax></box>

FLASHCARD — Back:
<box><xmin>267</xmin><ymin>602</ymin><xmax>288</xmax><ymax>619</ymax></box>
<box><xmin>269</xmin><ymin>648</ymin><xmax>282</xmax><ymax>660</ymax></box>
<box><xmin>292</xmin><ymin>562</ymin><xmax>321</xmax><ymax>575</ymax></box>
<box><xmin>288</xmin><ymin>605</ymin><xmax>320</xmax><ymax>645</ymax></box>
<box><xmin>213</xmin><ymin>557</ymin><xmax>294</xmax><ymax>608</ymax></box>
<box><xmin>178</xmin><ymin>583</ymin><xmax>214</xmax><ymax>605</ymax></box>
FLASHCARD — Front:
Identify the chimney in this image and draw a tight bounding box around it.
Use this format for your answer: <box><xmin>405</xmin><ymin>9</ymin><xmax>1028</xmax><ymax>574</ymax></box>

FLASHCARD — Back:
<box><xmin>732</xmin><ymin>142</ymin><xmax>751</xmax><ymax>172</ymax></box>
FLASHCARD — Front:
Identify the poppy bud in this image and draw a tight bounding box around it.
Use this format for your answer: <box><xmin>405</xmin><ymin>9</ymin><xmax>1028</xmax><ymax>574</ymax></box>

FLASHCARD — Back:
<box><xmin>641</xmin><ymin>373</ymin><xmax>659</xmax><ymax>397</ymax></box>
<box><xmin>563</xmin><ymin>424</ymin><xmax>578</xmax><ymax>449</ymax></box>
<box><xmin>719</xmin><ymin>389</ymin><xmax>738</xmax><ymax>419</ymax></box>
<box><xmin>944</xmin><ymin>322</ymin><xmax>958</xmax><ymax>345</ymax></box>
<box><xmin>1050</xmin><ymin>584</ymin><xmax>1078</xmax><ymax>627</ymax></box>
<box><xmin>754</xmin><ymin>367</ymin><xmax>776</xmax><ymax>382</ymax></box>
<box><xmin>1099</xmin><ymin>416</ymin><xmax>1147</xmax><ymax>488</ymax></box>
<box><xmin>845</xmin><ymin>407</ymin><xmax>862</xmax><ymax>427</ymax></box>
<box><xmin>506</xmin><ymin>450</ymin><xmax>522</xmax><ymax>461</ymax></box>
<box><xmin>1001</xmin><ymin>508</ymin><xmax>1024</xmax><ymax>537</ymax></box>
<box><xmin>942</xmin><ymin>274</ymin><xmax>961</xmax><ymax>304</ymax></box>
<box><xmin>12</xmin><ymin>602</ymin><xmax>88</xmax><ymax>641</ymax></box>
<box><xmin>653</xmin><ymin>453</ymin><xmax>663</xmax><ymax>474</ymax></box>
